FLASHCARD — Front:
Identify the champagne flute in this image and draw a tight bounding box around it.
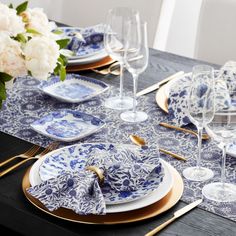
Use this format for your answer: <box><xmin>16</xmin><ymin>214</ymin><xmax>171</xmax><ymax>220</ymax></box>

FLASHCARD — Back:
<box><xmin>120</xmin><ymin>21</ymin><xmax>149</xmax><ymax>122</ymax></box>
<box><xmin>183</xmin><ymin>65</ymin><xmax>214</xmax><ymax>181</ymax></box>
<box><xmin>104</xmin><ymin>7</ymin><xmax>140</xmax><ymax>110</ymax></box>
<box><xmin>202</xmin><ymin>89</ymin><xmax>236</xmax><ymax>202</ymax></box>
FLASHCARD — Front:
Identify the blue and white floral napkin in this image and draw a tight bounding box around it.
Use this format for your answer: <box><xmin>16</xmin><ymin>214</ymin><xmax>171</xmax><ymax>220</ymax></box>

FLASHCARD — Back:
<box><xmin>27</xmin><ymin>148</ymin><xmax>162</xmax><ymax>215</ymax></box>
<box><xmin>167</xmin><ymin>61</ymin><xmax>236</xmax><ymax>126</ymax></box>
<box><xmin>66</xmin><ymin>25</ymin><xmax>104</xmax><ymax>53</ymax></box>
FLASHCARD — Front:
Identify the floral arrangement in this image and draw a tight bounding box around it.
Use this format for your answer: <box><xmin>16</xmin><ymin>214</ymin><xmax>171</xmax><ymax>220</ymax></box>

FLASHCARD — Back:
<box><xmin>0</xmin><ymin>1</ymin><xmax>69</xmax><ymax>107</ymax></box>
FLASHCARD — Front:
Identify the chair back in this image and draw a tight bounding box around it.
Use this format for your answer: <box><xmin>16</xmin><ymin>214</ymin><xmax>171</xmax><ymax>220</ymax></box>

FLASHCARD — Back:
<box><xmin>194</xmin><ymin>0</ymin><xmax>236</xmax><ymax>65</ymax></box>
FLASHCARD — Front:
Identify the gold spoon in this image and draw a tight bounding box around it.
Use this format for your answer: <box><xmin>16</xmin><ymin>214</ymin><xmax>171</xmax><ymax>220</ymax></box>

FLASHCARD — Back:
<box><xmin>129</xmin><ymin>135</ymin><xmax>187</xmax><ymax>162</ymax></box>
<box><xmin>159</xmin><ymin>122</ymin><xmax>210</xmax><ymax>140</ymax></box>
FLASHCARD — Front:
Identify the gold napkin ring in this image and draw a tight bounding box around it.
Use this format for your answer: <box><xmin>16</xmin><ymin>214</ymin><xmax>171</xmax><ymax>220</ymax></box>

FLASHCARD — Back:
<box><xmin>86</xmin><ymin>166</ymin><xmax>104</xmax><ymax>184</ymax></box>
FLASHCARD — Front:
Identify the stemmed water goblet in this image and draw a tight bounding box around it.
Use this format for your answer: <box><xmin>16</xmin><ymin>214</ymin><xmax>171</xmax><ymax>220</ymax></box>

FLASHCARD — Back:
<box><xmin>120</xmin><ymin>21</ymin><xmax>149</xmax><ymax>122</ymax></box>
<box><xmin>183</xmin><ymin>65</ymin><xmax>215</xmax><ymax>181</ymax></box>
<box><xmin>202</xmin><ymin>89</ymin><xmax>236</xmax><ymax>202</ymax></box>
<box><xmin>104</xmin><ymin>7</ymin><xmax>140</xmax><ymax>110</ymax></box>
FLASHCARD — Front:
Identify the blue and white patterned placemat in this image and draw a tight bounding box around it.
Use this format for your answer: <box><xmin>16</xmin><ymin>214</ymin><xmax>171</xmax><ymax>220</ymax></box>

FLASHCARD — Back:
<box><xmin>0</xmin><ymin>76</ymin><xmax>235</xmax><ymax>221</ymax></box>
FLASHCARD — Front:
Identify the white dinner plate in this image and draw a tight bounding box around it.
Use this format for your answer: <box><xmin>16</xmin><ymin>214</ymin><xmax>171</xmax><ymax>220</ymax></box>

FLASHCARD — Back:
<box><xmin>29</xmin><ymin>155</ymin><xmax>173</xmax><ymax>213</ymax></box>
<box><xmin>67</xmin><ymin>50</ymin><xmax>108</xmax><ymax>65</ymax></box>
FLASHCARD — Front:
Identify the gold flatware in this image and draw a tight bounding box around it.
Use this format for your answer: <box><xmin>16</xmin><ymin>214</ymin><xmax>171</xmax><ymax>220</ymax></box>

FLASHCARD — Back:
<box><xmin>145</xmin><ymin>199</ymin><xmax>202</xmax><ymax>236</ymax></box>
<box><xmin>0</xmin><ymin>142</ymin><xmax>59</xmax><ymax>178</ymax></box>
<box><xmin>92</xmin><ymin>62</ymin><xmax>120</xmax><ymax>75</ymax></box>
<box><xmin>0</xmin><ymin>145</ymin><xmax>40</xmax><ymax>168</ymax></box>
<box><xmin>129</xmin><ymin>135</ymin><xmax>187</xmax><ymax>161</ymax></box>
<box><xmin>92</xmin><ymin>56</ymin><xmax>144</xmax><ymax>75</ymax></box>
<box><xmin>136</xmin><ymin>71</ymin><xmax>184</xmax><ymax>97</ymax></box>
<box><xmin>159</xmin><ymin>122</ymin><xmax>210</xmax><ymax>140</ymax></box>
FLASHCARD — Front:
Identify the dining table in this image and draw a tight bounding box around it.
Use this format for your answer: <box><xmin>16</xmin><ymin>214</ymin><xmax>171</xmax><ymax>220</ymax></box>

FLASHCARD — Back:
<box><xmin>0</xmin><ymin>40</ymin><xmax>236</xmax><ymax>235</ymax></box>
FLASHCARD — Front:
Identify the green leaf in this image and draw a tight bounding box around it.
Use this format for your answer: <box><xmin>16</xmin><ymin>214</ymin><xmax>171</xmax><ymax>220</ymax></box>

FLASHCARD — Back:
<box><xmin>57</xmin><ymin>57</ymin><xmax>64</xmax><ymax>66</ymax></box>
<box><xmin>16</xmin><ymin>1</ymin><xmax>28</xmax><ymax>15</ymax></box>
<box><xmin>53</xmin><ymin>63</ymin><xmax>60</xmax><ymax>75</ymax></box>
<box><xmin>60</xmin><ymin>54</ymin><xmax>68</xmax><ymax>65</ymax></box>
<box><xmin>15</xmin><ymin>33</ymin><xmax>27</xmax><ymax>43</ymax></box>
<box><xmin>53</xmin><ymin>29</ymin><xmax>63</xmax><ymax>35</ymax></box>
<box><xmin>0</xmin><ymin>81</ymin><xmax>6</xmax><ymax>100</ymax></box>
<box><xmin>59</xmin><ymin>66</ymin><xmax>66</xmax><ymax>81</ymax></box>
<box><xmin>0</xmin><ymin>72</ymin><xmax>13</xmax><ymax>82</ymax></box>
<box><xmin>9</xmin><ymin>3</ymin><xmax>14</xmax><ymax>8</ymax></box>
<box><xmin>26</xmin><ymin>28</ymin><xmax>41</xmax><ymax>35</ymax></box>
<box><xmin>56</xmin><ymin>38</ymin><xmax>70</xmax><ymax>50</ymax></box>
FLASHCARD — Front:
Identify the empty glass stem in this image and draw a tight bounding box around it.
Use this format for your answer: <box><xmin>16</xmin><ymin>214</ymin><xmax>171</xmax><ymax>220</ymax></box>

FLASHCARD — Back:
<box><xmin>197</xmin><ymin>126</ymin><xmax>203</xmax><ymax>168</ymax></box>
<box><xmin>132</xmin><ymin>74</ymin><xmax>138</xmax><ymax>113</ymax></box>
<box><xmin>221</xmin><ymin>143</ymin><xmax>226</xmax><ymax>186</ymax></box>
<box><xmin>119</xmin><ymin>63</ymin><xmax>124</xmax><ymax>99</ymax></box>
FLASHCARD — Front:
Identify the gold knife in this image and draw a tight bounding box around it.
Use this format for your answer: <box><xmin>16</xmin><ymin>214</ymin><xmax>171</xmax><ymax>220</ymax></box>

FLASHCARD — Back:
<box><xmin>136</xmin><ymin>71</ymin><xmax>184</xmax><ymax>97</ymax></box>
<box><xmin>145</xmin><ymin>199</ymin><xmax>202</xmax><ymax>236</ymax></box>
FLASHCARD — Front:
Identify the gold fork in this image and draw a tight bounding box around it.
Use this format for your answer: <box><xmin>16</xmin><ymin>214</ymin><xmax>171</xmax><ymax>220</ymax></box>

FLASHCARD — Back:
<box><xmin>0</xmin><ymin>142</ymin><xmax>59</xmax><ymax>178</ymax></box>
<box><xmin>0</xmin><ymin>145</ymin><xmax>40</xmax><ymax>168</ymax></box>
<box><xmin>92</xmin><ymin>62</ymin><xmax>120</xmax><ymax>75</ymax></box>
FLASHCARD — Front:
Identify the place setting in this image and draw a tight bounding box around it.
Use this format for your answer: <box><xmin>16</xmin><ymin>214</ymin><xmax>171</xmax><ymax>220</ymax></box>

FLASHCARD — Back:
<box><xmin>154</xmin><ymin>61</ymin><xmax>236</xmax><ymax>205</ymax></box>
<box><xmin>55</xmin><ymin>24</ymin><xmax>116</xmax><ymax>73</ymax></box>
<box><xmin>22</xmin><ymin>141</ymin><xmax>184</xmax><ymax>224</ymax></box>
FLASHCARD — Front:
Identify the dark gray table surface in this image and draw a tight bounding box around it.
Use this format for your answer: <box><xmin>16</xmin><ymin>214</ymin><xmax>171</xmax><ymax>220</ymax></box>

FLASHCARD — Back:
<box><xmin>0</xmin><ymin>49</ymin><xmax>235</xmax><ymax>236</ymax></box>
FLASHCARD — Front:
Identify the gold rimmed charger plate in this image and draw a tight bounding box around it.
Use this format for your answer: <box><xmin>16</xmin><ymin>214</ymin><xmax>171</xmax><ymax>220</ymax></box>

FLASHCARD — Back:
<box><xmin>22</xmin><ymin>164</ymin><xmax>183</xmax><ymax>225</ymax></box>
<box><xmin>155</xmin><ymin>83</ymin><xmax>169</xmax><ymax>113</ymax></box>
<box><xmin>66</xmin><ymin>56</ymin><xmax>115</xmax><ymax>72</ymax></box>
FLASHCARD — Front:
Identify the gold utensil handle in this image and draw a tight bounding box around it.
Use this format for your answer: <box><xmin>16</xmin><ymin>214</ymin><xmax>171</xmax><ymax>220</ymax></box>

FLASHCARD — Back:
<box><xmin>0</xmin><ymin>155</ymin><xmax>19</xmax><ymax>168</ymax></box>
<box><xmin>145</xmin><ymin>217</ymin><xmax>176</xmax><ymax>236</ymax></box>
<box><xmin>0</xmin><ymin>158</ymin><xmax>35</xmax><ymax>178</ymax></box>
<box><xmin>159</xmin><ymin>148</ymin><xmax>186</xmax><ymax>161</ymax></box>
<box><xmin>91</xmin><ymin>69</ymin><xmax>108</xmax><ymax>75</ymax></box>
<box><xmin>159</xmin><ymin>122</ymin><xmax>197</xmax><ymax>136</ymax></box>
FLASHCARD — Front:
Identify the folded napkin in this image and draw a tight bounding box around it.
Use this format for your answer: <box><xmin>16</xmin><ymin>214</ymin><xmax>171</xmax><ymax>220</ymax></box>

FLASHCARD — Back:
<box><xmin>167</xmin><ymin>61</ymin><xmax>236</xmax><ymax>126</ymax></box>
<box><xmin>66</xmin><ymin>25</ymin><xmax>104</xmax><ymax>53</ymax></box>
<box><xmin>27</xmin><ymin>147</ymin><xmax>163</xmax><ymax>215</ymax></box>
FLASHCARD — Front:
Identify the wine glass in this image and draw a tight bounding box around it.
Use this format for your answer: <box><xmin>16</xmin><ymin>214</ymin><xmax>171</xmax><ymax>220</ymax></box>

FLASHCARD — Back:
<box><xmin>183</xmin><ymin>65</ymin><xmax>214</xmax><ymax>181</ymax></box>
<box><xmin>104</xmin><ymin>7</ymin><xmax>140</xmax><ymax>110</ymax></box>
<box><xmin>202</xmin><ymin>89</ymin><xmax>236</xmax><ymax>202</ymax></box>
<box><xmin>120</xmin><ymin>21</ymin><xmax>149</xmax><ymax>122</ymax></box>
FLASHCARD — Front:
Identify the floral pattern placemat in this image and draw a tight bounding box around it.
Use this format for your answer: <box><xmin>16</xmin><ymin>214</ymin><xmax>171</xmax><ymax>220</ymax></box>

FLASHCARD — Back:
<box><xmin>0</xmin><ymin>76</ymin><xmax>235</xmax><ymax>221</ymax></box>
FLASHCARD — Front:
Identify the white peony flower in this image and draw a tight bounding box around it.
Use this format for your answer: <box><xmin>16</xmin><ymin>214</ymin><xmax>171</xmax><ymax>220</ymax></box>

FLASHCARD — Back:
<box><xmin>0</xmin><ymin>3</ymin><xmax>25</xmax><ymax>36</ymax></box>
<box><xmin>24</xmin><ymin>36</ymin><xmax>60</xmax><ymax>80</ymax></box>
<box><xmin>0</xmin><ymin>32</ymin><xmax>27</xmax><ymax>77</ymax></box>
<box><xmin>22</xmin><ymin>8</ymin><xmax>53</xmax><ymax>36</ymax></box>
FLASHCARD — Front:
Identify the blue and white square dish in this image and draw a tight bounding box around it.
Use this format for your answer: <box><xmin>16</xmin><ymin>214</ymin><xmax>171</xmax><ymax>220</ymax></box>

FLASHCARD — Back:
<box><xmin>30</xmin><ymin>110</ymin><xmax>105</xmax><ymax>142</ymax></box>
<box><xmin>38</xmin><ymin>74</ymin><xmax>109</xmax><ymax>103</ymax></box>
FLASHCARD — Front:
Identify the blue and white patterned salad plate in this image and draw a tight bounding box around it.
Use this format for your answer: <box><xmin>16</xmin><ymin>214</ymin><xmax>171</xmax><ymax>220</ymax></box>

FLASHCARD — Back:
<box><xmin>59</xmin><ymin>24</ymin><xmax>106</xmax><ymax>60</ymax></box>
<box><xmin>38</xmin><ymin>74</ymin><xmax>109</xmax><ymax>103</ymax></box>
<box><xmin>28</xmin><ymin>143</ymin><xmax>172</xmax><ymax>208</ymax></box>
<box><xmin>66</xmin><ymin>50</ymin><xmax>108</xmax><ymax>65</ymax></box>
<box><xmin>30</xmin><ymin>110</ymin><xmax>105</xmax><ymax>142</ymax></box>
